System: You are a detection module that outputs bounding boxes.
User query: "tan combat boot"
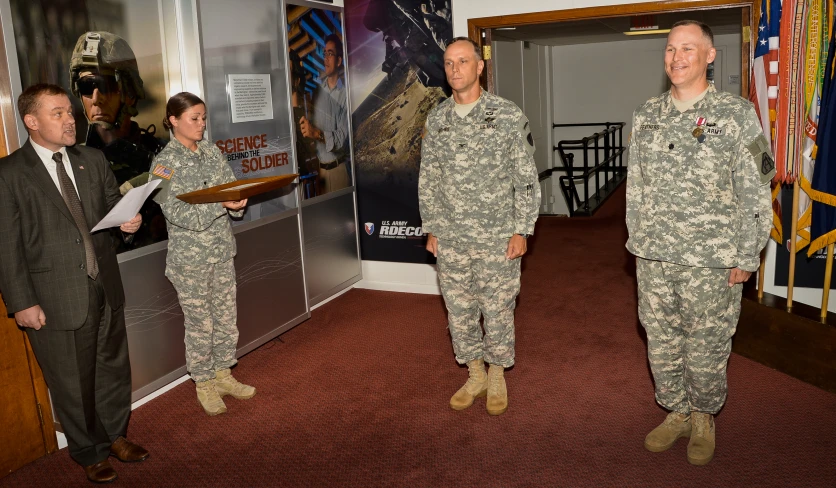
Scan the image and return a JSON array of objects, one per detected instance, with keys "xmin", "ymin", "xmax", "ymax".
[
  {"xmin": 486, "ymin": 364, "xmax": 508, "ymax": 416},
  {"xmin": 196, "ymin": 380, "xmax": 227, "ymax": 416},
  {"xmin": 214, "ymin": 368, "xmax": 256, "ymax": 399},
  {"xmin": 687, "ymin": 412, "xmax": 716, "ymax": 465},
  {"xmin": 644, "ymin": 411, "xmax": 691, "ymax": 452},
  {"xmin": 449, "ymin": 359, "xmax": 488, "ymax": 410}
]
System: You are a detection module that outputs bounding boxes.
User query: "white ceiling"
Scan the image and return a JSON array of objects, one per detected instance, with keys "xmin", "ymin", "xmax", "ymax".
[{"xmin": 492, "ymin": 8, "xmax": 743, "ymax": 46}]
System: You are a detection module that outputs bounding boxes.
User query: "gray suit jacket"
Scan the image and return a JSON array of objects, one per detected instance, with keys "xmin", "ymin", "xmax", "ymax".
[{"xmin": 0, "ymin": 140, "xmax": 125, "ymax": 330}]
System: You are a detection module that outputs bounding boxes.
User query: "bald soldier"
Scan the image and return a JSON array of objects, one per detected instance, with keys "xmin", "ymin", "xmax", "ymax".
[
  {"xmin": 626, "ymin": 21, "xmax": 773, "ymax": 465},
  {"xmin": 419, "ymin": 37, "xmax": 540, "ymax": 416}
]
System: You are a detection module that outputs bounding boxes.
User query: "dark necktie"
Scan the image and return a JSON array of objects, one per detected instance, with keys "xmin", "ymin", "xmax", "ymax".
[{"xmin": 53, "ymin": 152, "xmax": 99, "ymax": 279}]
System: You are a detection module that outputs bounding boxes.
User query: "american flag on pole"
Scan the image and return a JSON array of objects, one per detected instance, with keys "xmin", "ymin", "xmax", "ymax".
[
  {"xmin": 749, "ymin": 0, "xmax": 783, "ymax": 242},
  {"xmin": 750, "ymin": 0, "xmax": 781, "ymax": 153}
]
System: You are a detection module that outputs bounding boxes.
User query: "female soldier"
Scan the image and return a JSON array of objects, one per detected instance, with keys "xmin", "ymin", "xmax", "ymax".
[{"xmin": 151, "ymin": 92, "xmax": 255, "ymax": 415}]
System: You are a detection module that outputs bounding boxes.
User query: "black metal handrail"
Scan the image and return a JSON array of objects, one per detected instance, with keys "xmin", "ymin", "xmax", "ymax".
[{"xmin": 540, "ymin": 122, "xmax": 627, "ymax": 217}]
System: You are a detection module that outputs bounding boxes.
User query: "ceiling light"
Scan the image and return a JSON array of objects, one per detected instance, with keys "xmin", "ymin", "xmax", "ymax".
[
  {"xmin": 495, "ymin": 27, "xmax": 517, "ymax": 31},
  {"xmin": 623, "ymin": 28, "xmax": 671, "ymax": 36}
]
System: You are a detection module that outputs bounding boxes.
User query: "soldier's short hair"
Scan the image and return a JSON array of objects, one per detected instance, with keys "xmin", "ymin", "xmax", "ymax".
[
  {"xmin": 671, "ymin": 20, "xmax": 715, "ymax": 47},
  {"xmin": 446, "ymin": 36, "xmax": 482, "ymax": 61},
  {"xmin": 18, "ymin": 84, "xmax": 69, "ymax": 123},
  {"xmin": 163, "ymin": 92, "xmax": 205, "ymax": 132}
]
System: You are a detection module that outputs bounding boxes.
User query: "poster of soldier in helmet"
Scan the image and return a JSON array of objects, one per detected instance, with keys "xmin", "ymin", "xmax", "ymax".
[
  {"xmin": 286, "ymin": 3, "xmax": 352, "ymax": 200},
  {"xmin": 344, "ymin": 0, "xmax": 452, "ymax": 263},
  {"xmin": 8, "ymin": 0, "xmax": 169, "ymax": 252}
]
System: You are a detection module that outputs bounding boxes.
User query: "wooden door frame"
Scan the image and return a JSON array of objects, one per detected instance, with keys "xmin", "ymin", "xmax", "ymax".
[
  {"xmin": 0, "ymin": 18, "xmax": 59, "ymax": 479},
  {"xmin": 467, "ymin": 0, "xmax": 757, "ymax": 95},
  {"xmin": 0, "ymin": 17, "xmax": 18, "ymax": 155}
]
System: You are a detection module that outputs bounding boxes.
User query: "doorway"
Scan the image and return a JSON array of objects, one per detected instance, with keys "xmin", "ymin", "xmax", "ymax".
[{"xmin": 468, "ymin": 1, "xmax": 755, "ymax": 216}]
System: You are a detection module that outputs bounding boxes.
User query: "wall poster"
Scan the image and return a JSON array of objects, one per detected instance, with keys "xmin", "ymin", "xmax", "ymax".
[
  {"xmin": 344, "ymin": 0, "xmax": 452, "ymax": 263},
  {"xmin": 8, "ymin": 0, "xmax": 170, "ymax": 252},
  {"xmin": 286, "ymin": 2, "xmax": 352, "ymax": 201}
]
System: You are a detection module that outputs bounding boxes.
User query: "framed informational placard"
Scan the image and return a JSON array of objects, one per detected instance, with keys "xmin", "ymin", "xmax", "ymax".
[{"xmin": 228, "ymin": 74, "xmax": 274, "ymax": 123}]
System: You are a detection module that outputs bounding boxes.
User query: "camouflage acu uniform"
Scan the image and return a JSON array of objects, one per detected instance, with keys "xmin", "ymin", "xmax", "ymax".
[
  {"xmin": 419, "ymin": 90, "xmax": 540, "ymax": 367},
  {"xmin": 151, "ymin": 137, "xmax": 244, "ymax": 383},
  {"xmin": 626, "ymin": 85, "xmax": 774, "ymax": 414}
]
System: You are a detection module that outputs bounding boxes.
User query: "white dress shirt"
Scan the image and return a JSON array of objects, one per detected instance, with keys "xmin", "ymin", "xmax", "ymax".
[{"xmin": 30, "ymin": 139, "xmax": 80, "ymax": 198}]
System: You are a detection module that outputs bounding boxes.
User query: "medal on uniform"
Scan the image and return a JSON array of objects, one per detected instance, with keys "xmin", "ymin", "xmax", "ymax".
[{"xmin": 693, "ymin": 115, "xmax": 707, "ymax": 142}]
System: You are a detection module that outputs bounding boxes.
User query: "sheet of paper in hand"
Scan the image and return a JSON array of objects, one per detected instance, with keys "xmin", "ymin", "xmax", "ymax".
[{"xmin": 91, "ymin": 179, "xmax": 163, "ymax": 232}]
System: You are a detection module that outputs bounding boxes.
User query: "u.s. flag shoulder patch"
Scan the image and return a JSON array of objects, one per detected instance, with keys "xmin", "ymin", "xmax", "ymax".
[{"xmin": 152, "ymin": 164, "xmax": 174, "ymax": 180}]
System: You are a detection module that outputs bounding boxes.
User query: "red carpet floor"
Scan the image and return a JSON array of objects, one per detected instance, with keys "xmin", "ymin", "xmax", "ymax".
[{"xmin": 3, "ymin": 185, "xmax": 836, "ymax": 487}]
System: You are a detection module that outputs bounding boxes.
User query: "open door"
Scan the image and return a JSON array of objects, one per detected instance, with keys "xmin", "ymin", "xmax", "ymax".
[{"xmin": 468, "ymin": 0, "xmax": 757, "ymax": 100}]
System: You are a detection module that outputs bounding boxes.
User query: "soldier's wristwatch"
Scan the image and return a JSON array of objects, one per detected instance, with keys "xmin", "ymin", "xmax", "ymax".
[{"xmin": 519, "ymin": 233, "xmax": 530, "ymax": 239}]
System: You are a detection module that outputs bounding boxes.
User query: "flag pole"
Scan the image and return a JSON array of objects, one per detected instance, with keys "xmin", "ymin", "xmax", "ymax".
[
  {"xmin": 787, "ymin": 181, "xmax": 801, "ymax": 310},
  {"xmin": 758, "ymin": 252, "xmax": 766, "ymax": 299},
  {"xmin": 821, "ymin": 243, "xmax": 834, "ymax": 320}
]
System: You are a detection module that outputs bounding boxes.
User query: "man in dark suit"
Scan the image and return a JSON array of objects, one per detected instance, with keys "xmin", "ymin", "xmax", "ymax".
[{"xmin": 0, "ymin": 84, "xmax": 148, "ymax": 483}]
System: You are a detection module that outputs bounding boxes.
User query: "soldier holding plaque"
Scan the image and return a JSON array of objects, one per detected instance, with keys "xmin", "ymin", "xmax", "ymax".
[{"xmin": 150, "ymin": 92, "xmax": 255, "ymax": 416}]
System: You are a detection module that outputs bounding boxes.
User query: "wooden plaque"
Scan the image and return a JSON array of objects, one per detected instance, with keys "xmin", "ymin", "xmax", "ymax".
[{"xmin": 177, "ymin": 174, "xmax": 298, "ymax": 204}]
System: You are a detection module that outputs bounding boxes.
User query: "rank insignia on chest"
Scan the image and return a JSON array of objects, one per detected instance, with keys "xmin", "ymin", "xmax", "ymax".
[
  {"xmin": 438, "ymin": 127, "xmax": 450, "ymax": 133},
  {"xmin": 152, "ymin": 164, "xmax": 174, "ymax": 179}
]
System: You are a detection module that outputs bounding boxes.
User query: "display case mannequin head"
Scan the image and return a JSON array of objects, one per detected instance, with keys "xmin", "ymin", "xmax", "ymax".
[{"xmin": 69, "ymin": 32, "xmax": 145, "ymax": 143}]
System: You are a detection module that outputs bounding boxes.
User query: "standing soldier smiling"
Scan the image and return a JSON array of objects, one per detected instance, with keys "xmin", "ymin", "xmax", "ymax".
[{"xmin": 626, "ymin": 21, "xmax": 773, "ymax": 465}]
